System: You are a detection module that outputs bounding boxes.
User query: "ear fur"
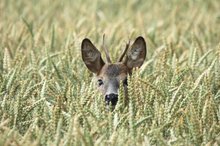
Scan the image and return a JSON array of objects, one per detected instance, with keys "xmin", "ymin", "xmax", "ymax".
[
  {"xmin": 123, "ymin": 36, "xmax": 147, "ymax": 70},
  {"xmin": 81, "ymin": 38, "xmax": 105, "ymax": 74}
]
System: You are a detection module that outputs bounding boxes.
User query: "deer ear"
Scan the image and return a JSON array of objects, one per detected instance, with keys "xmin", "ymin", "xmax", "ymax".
[
  {"xmin": 124, "ymin": 36, "xmax": 147, "ymax": 70},
  {"xmin": 81, "ymin": 38, "xmax": 105, "ymax": 74}
]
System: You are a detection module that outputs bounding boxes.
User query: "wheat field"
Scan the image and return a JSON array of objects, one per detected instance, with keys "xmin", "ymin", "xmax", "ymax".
[{"xmin": 0, "ymin": 0, "xmax": 220, "ymax": 145}]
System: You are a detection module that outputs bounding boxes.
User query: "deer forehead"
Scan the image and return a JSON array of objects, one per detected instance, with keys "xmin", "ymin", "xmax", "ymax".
[{"xmin": 98, "ymin": 63, "xmax": 128, "ymax": 79}]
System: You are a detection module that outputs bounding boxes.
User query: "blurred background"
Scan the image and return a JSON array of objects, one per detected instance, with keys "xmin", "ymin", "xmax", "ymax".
[
  {"xmin": 1, "ymin": 0, "xmax": 220, "ymax": 57},
  {"xmin": 0, "ymin": 1, "xmax": 220, "ymax": 145}
]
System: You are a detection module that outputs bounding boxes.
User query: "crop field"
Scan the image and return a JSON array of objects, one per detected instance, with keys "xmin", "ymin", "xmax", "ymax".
[{"xmin": 0, "ymin": 0, "xmax": 220, "ymax": 145}]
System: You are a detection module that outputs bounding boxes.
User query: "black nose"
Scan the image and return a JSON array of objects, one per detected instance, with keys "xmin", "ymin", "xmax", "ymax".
[{"xmin": 105, "ymin": 93, "xmax": 118, "ymax": 106}]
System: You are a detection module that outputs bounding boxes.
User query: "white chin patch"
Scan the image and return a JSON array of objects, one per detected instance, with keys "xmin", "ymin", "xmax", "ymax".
[{"xmin": 106, "ymin": 104, "xmax": 110, "ymax": 111}]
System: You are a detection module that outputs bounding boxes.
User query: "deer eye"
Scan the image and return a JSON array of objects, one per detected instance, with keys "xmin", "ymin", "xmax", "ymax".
[
  {"xmin": 123, "ymin": 78, "xmax": 128, "ymax": 86},
  {"xmin": 98, "ymin": 79, "xmax": 104, "ymax": 86}
]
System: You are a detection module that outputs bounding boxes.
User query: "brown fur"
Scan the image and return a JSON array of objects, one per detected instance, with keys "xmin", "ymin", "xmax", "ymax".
[
  {"xmin": 98, "ymin": 63, "xmax": 128, "ymax": 77},
  {"xmin": 81, "ymin": 36, "xmax": 147, "ymax": 109}
]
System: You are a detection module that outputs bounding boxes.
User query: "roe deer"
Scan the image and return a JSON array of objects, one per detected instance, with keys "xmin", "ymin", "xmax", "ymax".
[{"xmin": 81, "ymin": 36, "xmax": 147, "ymax": 110}]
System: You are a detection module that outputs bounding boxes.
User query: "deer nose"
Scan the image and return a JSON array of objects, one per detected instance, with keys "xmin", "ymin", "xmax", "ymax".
[{"xmin": 105, "ymin": 93, "xmax": 118, "ymax": 106}]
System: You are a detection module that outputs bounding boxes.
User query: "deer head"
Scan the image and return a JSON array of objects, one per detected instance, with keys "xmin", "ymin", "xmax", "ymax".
[{"xmin": 81, "ymin": 36, "xmax": 147, "ymax": 110}]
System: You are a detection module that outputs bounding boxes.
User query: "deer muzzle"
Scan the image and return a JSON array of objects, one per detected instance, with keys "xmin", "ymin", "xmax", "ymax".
[{"xmin": 105, "ymin": 93, "xmax": 118, "ymax": 110}]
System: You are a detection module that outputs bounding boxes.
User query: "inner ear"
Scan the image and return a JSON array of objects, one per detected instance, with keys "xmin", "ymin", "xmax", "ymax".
[
  {"xmin": 81, "ymin": 38, "xmax": 105, "ymax": 74},
  {"xmin": 124, "ymin": 36, "xmax": 147, "ymax": 69}
]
